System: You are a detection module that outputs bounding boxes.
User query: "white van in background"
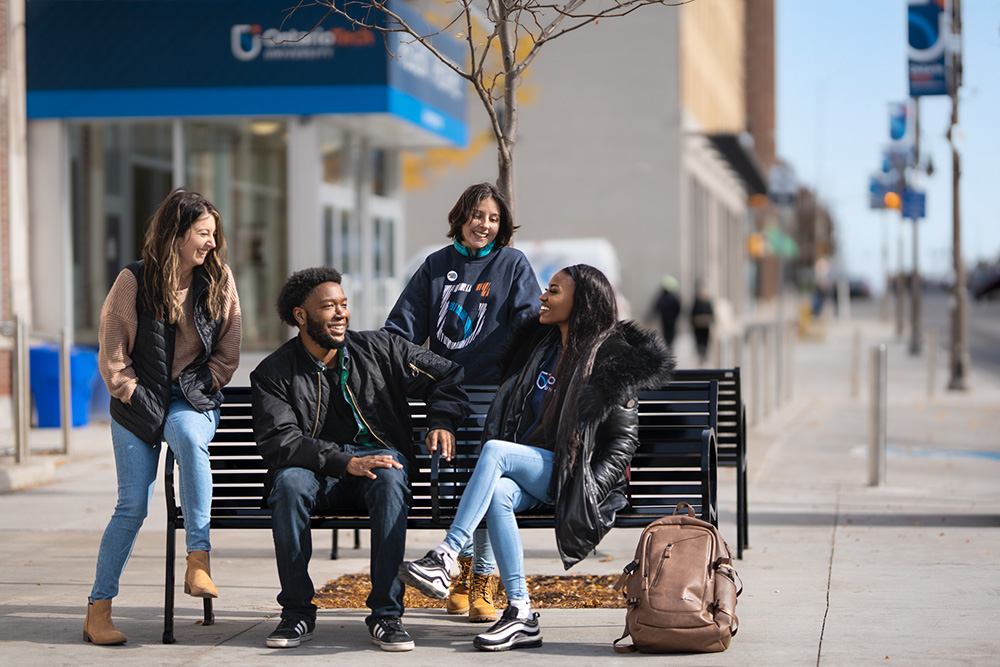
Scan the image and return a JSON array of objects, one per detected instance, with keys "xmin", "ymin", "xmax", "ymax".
[{"xmin": 403, "ymin": 238, "xmax": 630, "ymax": 318}]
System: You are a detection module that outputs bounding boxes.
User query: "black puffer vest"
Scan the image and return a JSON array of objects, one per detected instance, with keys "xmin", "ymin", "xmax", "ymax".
[{"xmin": 109, "ymin": 261, "xmax": 223, "ymax": 445}]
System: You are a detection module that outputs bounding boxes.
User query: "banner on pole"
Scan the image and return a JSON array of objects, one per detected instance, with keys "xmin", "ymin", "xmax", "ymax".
[{"xmin": 908, "ymin": 0, "xmax": 949, "ymax": 97}]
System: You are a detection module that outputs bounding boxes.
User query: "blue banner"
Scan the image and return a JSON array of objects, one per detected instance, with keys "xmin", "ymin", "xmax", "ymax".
[
  {"xmin": 889, "ymin": 102, "xmax": 908, "ymax": 141},
  {"xmin": 26, "ymin": 0, "xmax": 466, "ymax": 144},
  {"xmin": 908, "ymin": 0, "xmax": 949, "ymax": 97},
  {"xmin": 903, "ymin": 188, "xmax": 926, "ymax": 220}
]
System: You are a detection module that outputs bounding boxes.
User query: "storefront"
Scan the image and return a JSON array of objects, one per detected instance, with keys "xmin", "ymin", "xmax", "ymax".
[{"xmin": 26, "ymin": 0, "xmax": 466, "ymax": 346}]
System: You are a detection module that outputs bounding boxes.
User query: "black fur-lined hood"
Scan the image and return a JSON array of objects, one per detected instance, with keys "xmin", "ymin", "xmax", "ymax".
[{"xmin": 578, "ymin": 320, "xmax": 674, "ymax": 423}]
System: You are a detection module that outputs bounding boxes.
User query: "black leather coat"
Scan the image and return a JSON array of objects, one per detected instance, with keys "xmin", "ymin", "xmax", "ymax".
[{"xmin": 483, "ymin": 318, "xmax": 674, "ymax": 568}]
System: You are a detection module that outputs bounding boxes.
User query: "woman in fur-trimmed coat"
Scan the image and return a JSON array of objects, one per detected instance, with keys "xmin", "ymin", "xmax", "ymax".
[{"xmin": 398, "ymin": 264, "xmax": 673, "ymax": 652}]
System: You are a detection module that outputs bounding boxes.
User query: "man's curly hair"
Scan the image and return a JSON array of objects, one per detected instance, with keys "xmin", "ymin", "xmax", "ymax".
[{"xmin": 276, "ymin": 267, "xmax": 343, "ymax": 327}]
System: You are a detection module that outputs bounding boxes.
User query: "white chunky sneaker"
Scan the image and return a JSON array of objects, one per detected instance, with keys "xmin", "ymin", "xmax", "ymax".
[{"xmin": 473, "ymin": 605, "xmax": 542, "ymax": 651}]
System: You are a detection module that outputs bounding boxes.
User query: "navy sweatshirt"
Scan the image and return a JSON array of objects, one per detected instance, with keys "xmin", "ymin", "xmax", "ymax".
[{"xmin": 383, "ymin": 244, "xmax": 540, "ymax": 385}]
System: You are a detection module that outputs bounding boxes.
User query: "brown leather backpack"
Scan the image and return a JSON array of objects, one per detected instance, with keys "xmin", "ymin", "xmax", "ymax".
[{"xmin": 613, "ymin": 503, "xmax": 742, "ymax": 653}]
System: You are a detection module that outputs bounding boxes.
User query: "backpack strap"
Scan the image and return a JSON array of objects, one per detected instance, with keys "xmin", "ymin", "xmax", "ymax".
[
  {"xmin": 613, "ymin": 626, "xmax": 637, "ymax": 654},
  {"xmin": 673, "ymin": 501, "xmax": 697, "ymax": 517},
  {"xmin": 613, "ymin": 560, "xmax": 638, "ymax": 593}
]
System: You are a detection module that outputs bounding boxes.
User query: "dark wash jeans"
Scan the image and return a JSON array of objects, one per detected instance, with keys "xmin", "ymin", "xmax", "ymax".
[{"xmin": 267, "ymin": 446, "xmax": 410, "ymax": 624}]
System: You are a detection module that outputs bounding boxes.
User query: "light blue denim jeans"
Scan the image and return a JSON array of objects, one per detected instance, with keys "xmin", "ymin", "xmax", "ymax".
[
  {"xmin": 90, "ymin": 386, "xmax": 219, "ymax": 601},
  {"xmin": 442, "ymin": 439, "xmax": 554, "ymax": 602},
  {"xmin": 458, "ymin": 529, "xmax": 496, "ymax": 575}
]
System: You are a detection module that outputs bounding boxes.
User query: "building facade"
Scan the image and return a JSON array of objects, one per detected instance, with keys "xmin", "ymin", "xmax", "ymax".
[
  {"xmin": 402, "ymin": 0, "xmax": 769, "ymax": 334},
  {"xmin": 25, "ymin": 0, "xmax": 467, "ymax": 356}
]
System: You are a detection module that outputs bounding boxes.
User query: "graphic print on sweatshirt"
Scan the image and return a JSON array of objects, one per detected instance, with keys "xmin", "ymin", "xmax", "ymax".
[{"xmin": 436, "ymin": 281, "xmax": 492, "ymax": 350}]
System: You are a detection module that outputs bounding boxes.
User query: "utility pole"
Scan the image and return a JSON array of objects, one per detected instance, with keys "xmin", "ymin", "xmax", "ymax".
[
  {"xmin": 948, "ymin": 0, "xmax": 970, "ymax": 390},
  {"xmin": 908, "ymin": 98, "xmax": 922, "ymax": 356}
]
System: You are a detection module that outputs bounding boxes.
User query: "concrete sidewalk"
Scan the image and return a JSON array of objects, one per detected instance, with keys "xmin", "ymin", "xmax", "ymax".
[{"xmin": 1, "ymin": 310, "xmax": 998, "ymax": 665}]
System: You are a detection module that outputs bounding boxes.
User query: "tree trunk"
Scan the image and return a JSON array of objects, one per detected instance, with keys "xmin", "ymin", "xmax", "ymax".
[{"xmin": 495, "ymin": 0, "xmax": 518, "ymax": 213}]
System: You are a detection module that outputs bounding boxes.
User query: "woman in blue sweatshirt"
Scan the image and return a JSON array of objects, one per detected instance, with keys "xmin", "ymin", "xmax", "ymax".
[{"xmin": 383, "ymin": 182, "xmax": 539, "ymax": 621}]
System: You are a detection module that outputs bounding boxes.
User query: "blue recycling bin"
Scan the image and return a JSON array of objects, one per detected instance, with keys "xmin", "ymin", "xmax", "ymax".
[{"xmin": 29, "ymin": 344, "xmax": 99, "ymax": 428}]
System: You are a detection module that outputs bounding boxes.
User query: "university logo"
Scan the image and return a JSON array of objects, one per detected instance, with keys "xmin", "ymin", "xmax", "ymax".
[
  {"xmin": 231, "ymin": 24, "xmax": 339, "ymax": 62},
  {"xmin": 535, "ymin": 371, "xmax": 556, "ymax": 391}
]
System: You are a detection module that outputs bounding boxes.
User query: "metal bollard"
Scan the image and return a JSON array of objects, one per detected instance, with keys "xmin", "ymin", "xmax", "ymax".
[
  {"xmin": 14, "ymin": 314, "xmax": 31, "ymax": 464},
  {"xmin": 60, "ymin": 327, "xmax": 72, "ymax": 455},
  {"xmin": 869, "ymin": 344, "xmax": 887, "ymax": 487},
  {"xmin": 850, "ymin": 328, "xmax": 861, "ymax": 398},
  {"xmin": 926, "ymin": 331, "xmax": 936, "ymax": 398}
]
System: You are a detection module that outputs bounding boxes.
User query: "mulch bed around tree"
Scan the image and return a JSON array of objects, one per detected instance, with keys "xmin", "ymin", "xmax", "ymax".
[{"xmin": 315, "ymin": 573, "xmax": 626, "ymax": 609}]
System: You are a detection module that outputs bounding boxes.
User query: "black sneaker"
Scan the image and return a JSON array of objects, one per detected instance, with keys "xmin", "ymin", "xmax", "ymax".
[
  {"xmin": 367, "ymin": 616, "xmax": 415, "ymax": 652},
  {"xmin": 473, "ymin": 605, "xmax": 542, "ymax": 652},
  {"xmin": 266, "ymin": 618, "xmax": 315, "ymax": 648},
  {"xmin": 397, "ymin": 550, "xmax": 452, "ymax": 600}
]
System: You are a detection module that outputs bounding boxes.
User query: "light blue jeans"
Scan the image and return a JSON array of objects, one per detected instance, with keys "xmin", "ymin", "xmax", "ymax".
[
  {"xmin": 442, "ymin": 439, "xmax": 554, "ymax": 602},
  {"xmin": 90, "ymin": 386, "xmax": 219, "ymax": 601},
  {"xmin": 458, "ymin": 529, "xmax": 496, "ymax": 576}
]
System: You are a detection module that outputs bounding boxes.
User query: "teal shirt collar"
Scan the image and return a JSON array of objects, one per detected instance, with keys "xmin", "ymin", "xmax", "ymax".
[
  {"xmin": 453, "ymin": 239, "xmax": 497, "ymax": 258},
  {"xmin": 301, "ymin": 338, "xmax": 348, "ymax": 371}
]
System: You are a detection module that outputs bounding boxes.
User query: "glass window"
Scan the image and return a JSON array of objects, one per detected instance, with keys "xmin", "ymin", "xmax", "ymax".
[
  {"xmin": 69, "ymin": 121, "xmax": 174, "ymax": 342},
  {"xmin": 320, "ymin": 123, "xmax": 346, "ymax": 185},
  {"xmin": 186, "ymin": 120, "xmax": 288, "ymax": 350}
]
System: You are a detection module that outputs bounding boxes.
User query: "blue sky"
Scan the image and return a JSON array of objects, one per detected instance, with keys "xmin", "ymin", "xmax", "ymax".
[{"xmin": 776, "ymin": 0, "xmax": 1000, "ymax": 291}]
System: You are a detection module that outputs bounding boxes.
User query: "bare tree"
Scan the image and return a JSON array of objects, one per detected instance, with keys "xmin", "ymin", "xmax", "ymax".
[{"xmin": 283, "ymin": 0, "xmax": 689, "ymax": 209}]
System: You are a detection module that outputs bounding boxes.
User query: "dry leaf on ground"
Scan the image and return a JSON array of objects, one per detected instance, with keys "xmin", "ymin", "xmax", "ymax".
[{"xmin": 315, "ymin": 573, "xmax": 625, "ymax": 609}]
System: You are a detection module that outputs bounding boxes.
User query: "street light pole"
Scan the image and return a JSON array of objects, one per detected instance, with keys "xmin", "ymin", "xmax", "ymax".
[
  {"xmin": 947, "ymin": 0, "xmax": 970, "ymax": 390},
  {"xmin": 908, "ymin": 98, "xmax": 922, "ymax": 356}
]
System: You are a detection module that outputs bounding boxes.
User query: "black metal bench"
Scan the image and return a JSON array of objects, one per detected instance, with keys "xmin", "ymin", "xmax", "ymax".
[
  {"xmin": 672, "ymin": 368, "xmax": 748, "ymax": 558},
  {"xmin": 161, "ymin": 381, "xmax": 719, "ymax": 644}
]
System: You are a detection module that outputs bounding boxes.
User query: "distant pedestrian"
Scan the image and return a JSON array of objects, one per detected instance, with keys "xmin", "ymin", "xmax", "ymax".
[
  {"xmin": 650, "ymin": 275, "xmax": 681, "ymax": 346},
  {"xmin": 691, "ymin": 285, "xmax": 714, "ymax": 365},
  {"xmin": 86, "ymin": 189, "xmax": 242, "ymax": 645}
]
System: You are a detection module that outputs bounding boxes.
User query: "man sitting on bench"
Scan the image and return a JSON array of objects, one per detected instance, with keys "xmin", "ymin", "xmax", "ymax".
[{"xmin": 251, "ymin": 267, "xmax": 467, "ymax": 651}]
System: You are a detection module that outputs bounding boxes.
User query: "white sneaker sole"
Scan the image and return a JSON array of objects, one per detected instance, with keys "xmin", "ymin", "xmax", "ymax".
[
  {"xmin": 371, "ymin": 636, "xmax": 415, "ymax": 652},
  {"xmin": 266, "ymin": 632, "xmax": 313, "ymax": 648},
  {"xmin": 474, "ymin": 633, "xmax": 543, "ymax": 651}
]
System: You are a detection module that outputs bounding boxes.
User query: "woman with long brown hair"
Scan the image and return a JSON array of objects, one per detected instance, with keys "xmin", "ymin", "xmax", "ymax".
[{"xmin": 84, "ymin": 189, "xmax": 241, "ymax": 645}]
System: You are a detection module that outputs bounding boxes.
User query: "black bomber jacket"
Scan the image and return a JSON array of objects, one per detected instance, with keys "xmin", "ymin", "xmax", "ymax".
[{"xmin": 250, "ymin": 330, "xmax": 467, "ymax": 498}]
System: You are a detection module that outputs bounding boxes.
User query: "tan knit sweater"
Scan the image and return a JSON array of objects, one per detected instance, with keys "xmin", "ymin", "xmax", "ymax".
[{"xmin": 98, "ymin": 265, "xmax": 242, "ymax": 404}]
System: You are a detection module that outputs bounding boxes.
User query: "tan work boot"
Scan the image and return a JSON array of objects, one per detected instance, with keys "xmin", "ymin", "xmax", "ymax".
[
  {"xmin": 468, "ymin": 572, "xmax": 500, "ymax": 623},
  {"xmin": 446, "ymin": 556, "xmax": 472, "ymax": 614},
  {"xmin": 83, "ymin": 599, "xmax": 127, "ymax": 645},
  {"xmin": 184, "ymin": 550, "xmax": 218, "ymax": 598}
]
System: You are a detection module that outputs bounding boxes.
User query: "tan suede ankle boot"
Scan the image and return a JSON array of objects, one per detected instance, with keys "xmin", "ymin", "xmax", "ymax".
[
  {"xmin": 83, "ymin": 599, "xmax": 127, "ymax": 645},
  {"xmin": 446, "ymin": 556, "xmax": 473, "ymax": 614},
  {"xmin": 184, "ymin": 550, "xmax": 218, "ymax": 598}
]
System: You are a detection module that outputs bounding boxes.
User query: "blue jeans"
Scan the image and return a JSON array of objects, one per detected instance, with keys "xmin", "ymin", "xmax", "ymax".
[
  {"xmin": 442, "ymin": 440, "xmax": 554, "ymax": 602},
  {"xmin": 91, "ymin": 387, "xmax": 219, "ymax": 600},
  {"xmin": 458, "ymin": 529, "xmax": 496, "ymax": 575},
  {"xmin": 268, "ymin": 446, "xmax": 410, "ymax": 624}
]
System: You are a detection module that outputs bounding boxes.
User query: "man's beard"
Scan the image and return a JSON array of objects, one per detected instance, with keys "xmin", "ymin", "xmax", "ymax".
[{"xmin": 305, "ymin": 313, "xmax": 346, "ymax": 351}]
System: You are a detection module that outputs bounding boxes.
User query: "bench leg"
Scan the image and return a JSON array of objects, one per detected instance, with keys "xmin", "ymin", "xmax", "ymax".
[
  {"xmin": 330, "ymin": 529, "xmax": 339, "ymax": 560},
  {"xmin": 203, "ymin": 598, "xmax": 215, "ymax": 626},
  {"xmin": 354, "ymin": 528, "xmax": 361, "ymax": 550},
  {"xmin": 736, "ymin": 465, "xmax": 745, "ymax": 560},
  {"xmin": 741, "ymin": 465, "xmax": 750, "ymax": 552},
  {"xmin": 163, "ymin": 525, "xmax": 176, "ymax": 644}
]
